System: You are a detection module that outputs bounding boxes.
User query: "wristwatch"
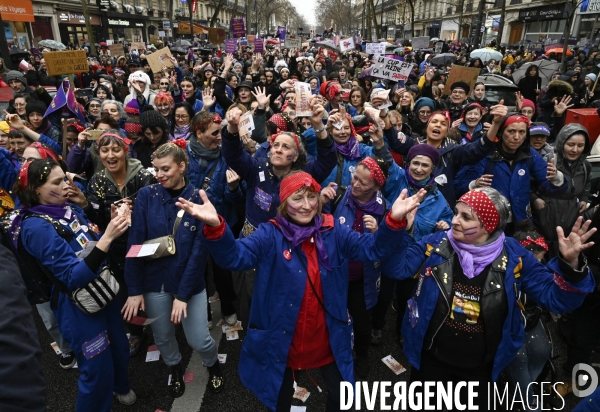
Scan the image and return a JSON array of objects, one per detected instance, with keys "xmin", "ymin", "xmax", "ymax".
[{"xmin": 314, "ymin": 127, "xmax": 326, "ymax": 133}]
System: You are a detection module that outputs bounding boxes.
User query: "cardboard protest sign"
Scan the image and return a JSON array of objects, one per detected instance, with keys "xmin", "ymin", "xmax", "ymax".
[
  {"xmin": 130, "ymin": 42, "xmax": 145, "ymax": 50},
  {"xmin": 443, "ymin": 64, "xmax": 480, "ymax": 95},
  {"xmin": 43, "ymin": 50, "xmax": 88, "ymax": 76},
  {"xmin": 149, "ymin": 35, "xmax": 159, "ymax": 45},
  {"xmin": 371, "ymin": 56, "xmax": 414, "ymax": 82},
  {"xmin": 366, "ymin": 43, "xmax": 386, "ymax": 55},
  {"xmin": 295, "ymin": 82, "xmax": 312, "ymax": 117},
  {"xmin": 146, "ymin": 48, "xmax": 174, "ymax": 74},
  {"xmin": 339, "ymin": 37, "xmax": 355, "ymax": 52},
  {"xmin": 108, "ymin": 44, "xmax": 124, "ymax": 57},
  {"xmin": 208, "ymin": 28, "xmax": 226, "ymax": 45},
  {"xmin": 412, "ymin": 36, "xmax": 430, "ymax": 50},
  {"xmin": 284, "ymin": 37, "xmax": 301, "ymax": 49},
  {"xmin": 247, "ymin": 34, "xmax": 256, "ymax": 44}
]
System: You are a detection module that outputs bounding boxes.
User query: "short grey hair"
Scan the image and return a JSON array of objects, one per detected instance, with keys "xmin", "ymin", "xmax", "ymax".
[
  {"xmin": 101, "ymin": 100, "xmax": 128, "ymax": 121},
  {"xmin": 476, "ymin": 187, "xmax": 510, "ymax": 233}
]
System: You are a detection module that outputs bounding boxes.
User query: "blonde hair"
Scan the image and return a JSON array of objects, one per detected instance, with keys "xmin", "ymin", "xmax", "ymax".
[{"xmin": 396, "ymin": 90, "xmax": 414, "ymax": 111}]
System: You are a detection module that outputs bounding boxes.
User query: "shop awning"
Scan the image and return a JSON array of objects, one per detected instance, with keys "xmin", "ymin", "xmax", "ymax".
[
  {"xmin": 176, "ymin": 22, "xmax": 209, "ymax": 35},
  {"xmin": 1, "ymin": 0, "xmax": 35, "ymax": 22}
]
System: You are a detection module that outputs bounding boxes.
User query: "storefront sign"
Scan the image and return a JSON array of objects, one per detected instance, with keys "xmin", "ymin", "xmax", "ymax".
[
  {"xmin": 135, "ymin": 22, "xmax": 144, "ymax": 27},
  {"xmin": 581, "ymin": 0, "xmax": 600, "ymax": 13},
  {"xmin": 0, "ymin": 0, "xmax": 34, "ymax": 22},
  {"xmin": 518, "ymin": 4, "xmax": 568, "ymax": 21},
  {"xmin": 97, "ymin": 0, "xmax": 109, "ymax": 10},
  {"xmin": 108, "ymin": 19, "xmax": 131, "ymax": 26},
  {"xmin": 43, "ymin": 50, "xmax": 88, "ymax": 76},
  {"xmin": 57, "ymin": 11, "xmax": 101, "ymax": 25}
]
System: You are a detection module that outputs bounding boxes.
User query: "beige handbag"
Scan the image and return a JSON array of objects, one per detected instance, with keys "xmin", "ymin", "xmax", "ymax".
[{"xmin": 143, "ymin": 209, "xmax": 185, "ymax": 260}]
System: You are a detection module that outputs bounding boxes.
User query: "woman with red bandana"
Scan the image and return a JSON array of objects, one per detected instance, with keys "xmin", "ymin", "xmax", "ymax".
[
  {"xmin": 384, "ymin": 187, "xmax": 595, "ymax": 410},
  {"xmin": 176, "ymin": 171, "xmax": 425, "ymax": 412},
  {"xmin": 320, "ymin": 80, "xmax": 358, "ymax": 116},
  {"xmin": 458, "ymin": 113, "xmax": 569, "ymax": 233},
  {"xmin": 450, "ymin": 102, "xmax": 490, "ymax": 145}
]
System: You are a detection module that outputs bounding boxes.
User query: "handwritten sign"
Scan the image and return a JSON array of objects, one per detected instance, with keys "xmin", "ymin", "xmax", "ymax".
[
  {"xmin": 225, "ymin": 39, "xmax": 237, "ymax": 53},
  {"xmin": 371, "ymin": 56, "xmax": 414, "ymax": 82},
  {"xmin": 254, "ymin": 38, "xmax": 264, "ymax": 53},
  {"xmin": 146, "ymin": 48, "xmax": 173, "ymax": 73},
  {"xmin": 412, "ymin": 36, "xmax": 430, "ymax": 50},
  {"xmin": 239, "ymin": 111, "xmax": 255, "ymax": 140},
  {"xmin": 435, "ymin": 42, "xmax": 443, "ymax": 53},
  {"xmin": 130, "ymin": 42, "xmax": 145, "ymax": 50},
  {"xmin": 295, "ymin": 82, "xmax": 312, "ymax": 117},
  {"xmin": 149, "ymin": 35, "xmax": 159, "ymax": 45},
  {"xmin": 366, "ymin": 42, "xmax": 386, "ymax": 55},
  {"xmin": 339, "ymin": 37, "xmax": 355, "ymax": 52},
  {"xmin": 247, "ymin": 34, "xmax": 256, "ymax": 44},
  {"xmin": 43, "ymin": 50, "xmax": 88, "ymax": 76},
  {"xmin": 284, "ymin": 37, "xmax": 302, "ymax": 49},
  {"xmin": 230, "ymin": 18, "xmax": 246, "ymax": 38},
  {"xmin": 208, "ymin": 28, "xmax": 226, "ymax": 45},
  {"xmin": 443, "ymin": 64, "xmax": 480, "ymax": 95},
  {"xmin": 108, "ymin": 44, "xmax": 124, "ymax": 57}
]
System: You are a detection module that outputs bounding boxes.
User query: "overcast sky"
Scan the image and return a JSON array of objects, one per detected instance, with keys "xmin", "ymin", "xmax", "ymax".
[{"xmin": 287, "ymin": 0, "xmax": 316, "ymax": 27}]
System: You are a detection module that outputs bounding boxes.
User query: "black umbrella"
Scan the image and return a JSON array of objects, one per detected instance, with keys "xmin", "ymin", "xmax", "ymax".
[
  {"xmin": 169, "ymin": 47, "xmax": 187, "ymax": 55},
  {"xmin": 430, "ymin": 53, "xmax": 457, "ymax": 66},
  {"xmin": 9, "ymin": 48, "xmax": 30, "ymax": 59}
]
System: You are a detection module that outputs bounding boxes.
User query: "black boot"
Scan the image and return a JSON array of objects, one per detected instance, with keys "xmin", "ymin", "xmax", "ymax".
[
  {"xmin": 169, "ymin": 363, "xmax": 185, "ymax": 398},
  {"xmin": 207, "ymin": 361, "xmax": 224, "ymax": 393}
]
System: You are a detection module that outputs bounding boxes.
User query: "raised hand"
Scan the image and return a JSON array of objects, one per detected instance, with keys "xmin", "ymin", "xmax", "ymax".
[
  {"xmin": 3, "ymin": 111, "xmax": 24, "ymax": 130},
  {"xmin": 320, "ymin": 182, "xmax": 337, "ymax": 204},
  {"xmin": 202, "ymin": 88, "xmax": 216, "ymax": 108},
  {"xmin": 251, "ymin": 86, "xmax": 271, "ymax": 109},
  {"xmin": 176, "ymin": 191, "xmax": 220, "ymax": 227},
  {"xmin": 391, "ymin": 188, "xmax": 427, "ymax": 221},
  {"xmin": 554, "ymin": 95, "xmax": 574, "ymax": 117},
  {"xmin": 489, "ymin": 99, "xmax": 507, "ymax": 123},
  {"xmin": 475, "ymin": 174, "xmax": 494, "ymax": 188},
  {"xmin": 557, "ymin": 216, "xmax": 596, "ymax": 268},
  {"xmin": 547, "ymin": 158, "xmax": 557, "ymax": 180},
  {"xmin": 515, "ymin": 91, "xmax": 523, "ymax": 112}
]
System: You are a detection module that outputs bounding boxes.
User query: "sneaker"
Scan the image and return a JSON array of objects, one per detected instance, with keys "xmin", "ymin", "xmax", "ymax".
[
  {"xmin": 208, "ymin": 320, "xmax": 214, "ymax": 330},
  {"xmin": 59, "ymin": 352, "xmax": 76, "ymax": 369},
  {"xmin": 224, "ymin": 313, "xmax": 238, "ymax": 326},
  {"xmin": 114, "ymin": 390, "xmax": 137, "ymax": 405},
  {"xmin": 169, "ymin": 363, "xmax": 185, "ymax": 398},
  {"xmin": 129, "ymin": 334, "xmax": 145, "ymax": 357},
  {"xmin": 370, "ymin": 329, "xmax": 382, "ymax": 345},
  {"xmin": 207, "ymin": 361, "xmax": 224, "ymax": 393}
]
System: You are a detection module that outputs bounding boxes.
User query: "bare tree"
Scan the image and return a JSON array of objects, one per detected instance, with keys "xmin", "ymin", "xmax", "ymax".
[{"xmin": 315, "ymin": 0, "xmax": 356, "ymax": 34}]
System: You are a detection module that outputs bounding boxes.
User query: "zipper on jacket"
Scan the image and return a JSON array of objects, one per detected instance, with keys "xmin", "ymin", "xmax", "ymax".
[{"xmin": 426, "ymin": 267, "xmax": 451, "ymax": 350}]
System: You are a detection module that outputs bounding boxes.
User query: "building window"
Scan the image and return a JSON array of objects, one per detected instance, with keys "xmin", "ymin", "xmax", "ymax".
[{"xmin": 465, "ymin": 2, "xmax": 473, "ymax": 12}]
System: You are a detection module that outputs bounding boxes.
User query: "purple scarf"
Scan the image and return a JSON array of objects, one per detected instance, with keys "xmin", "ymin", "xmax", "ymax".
[
  {"xmin": 274, "ymin": 213, "xmax": 331, "ymax": 270},
  {"xmin": 349, "ymin": 191, "xmax": 385, "ymax": 216},
  {"xmin": 446, "ymin": 230, "xmax": 505, "ymax": 279},
  {"xmin": 405, "ymin": 166, "xmax": 435, "ymax": 188},
  {"xmin": 335, "ymin": 136, "xmax": 362, "ymax": 160},
  {"xmin": 9, "ymin": 203, "xmax": 76, "ymax": 249},
  {"xmin": 170, "ymin": 123, "xmax": 191, "ymax": 140}
]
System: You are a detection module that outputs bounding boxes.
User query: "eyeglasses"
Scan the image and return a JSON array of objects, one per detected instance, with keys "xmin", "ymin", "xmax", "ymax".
[
  {"xmin": 175, "ymin": 114, "xmax": 190, "ymax": 120},
  {"xmin": 14, "ymin": 103, "xmax": 26, "ymax": 107}
]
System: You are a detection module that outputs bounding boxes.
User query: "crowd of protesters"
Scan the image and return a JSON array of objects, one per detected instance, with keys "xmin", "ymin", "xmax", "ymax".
[{"xmin": 1, "ymin": 35, "xmax": 600, "ymax": 412}]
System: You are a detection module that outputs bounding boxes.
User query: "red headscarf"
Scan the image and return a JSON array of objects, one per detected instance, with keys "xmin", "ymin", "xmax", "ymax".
[
  {"xmin": 359, "ymin": 157, "xmax": 386, "ymax": 187},
  {"xmin": 519, "ymin": 236, "xmax": 548, "ymax": 252},
  {"xmin": 457, "ymin": 189, "xmax": 500, "ymax": 233},
  {"xmin": 28, "ymin": 143, "xmax": 60, "ymax": 161},
  {"xmin": 280, "ymin": 172, "xmax": 321, "ymax": 203}
]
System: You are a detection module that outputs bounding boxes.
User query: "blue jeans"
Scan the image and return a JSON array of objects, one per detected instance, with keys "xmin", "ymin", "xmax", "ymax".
[
  {"xmin": 505, "ymin": 320, "xmax": 552, "ymax": 411},
  {"xmin": 144, "ymin": 287, "xmax": 218, "ymax": 367},
  {"xmin": 37, "ymin": 301, "xmax": 72, "ymax": 355}
]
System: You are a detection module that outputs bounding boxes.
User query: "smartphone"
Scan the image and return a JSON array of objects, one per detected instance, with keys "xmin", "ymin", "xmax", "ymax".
[
  {"xmin": 87, "ymin": 130, "xmax": 105, "ymax": 140},
  {"xmin": 72, "ymin": 175, "xmax": 88, "ymax": 185},
  {"xmin": 76, "ymin": 88, "xmax": 93, "ymax": 98}
]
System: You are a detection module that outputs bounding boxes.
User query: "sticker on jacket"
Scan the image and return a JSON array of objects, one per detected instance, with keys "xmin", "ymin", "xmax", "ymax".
[
  {"xmin": 447, "ymin": 284, "xmax": 483, "ymax": 333},
  {"xmin": 254, "ymin": 187, "xmax": 272, "ymax": 212},
  {"xmin": 82, "ymin": 330, "xmax": 110, "ymax": 360}
]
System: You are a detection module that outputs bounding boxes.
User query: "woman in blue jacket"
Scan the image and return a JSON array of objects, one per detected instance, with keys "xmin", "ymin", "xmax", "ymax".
[
  {"xmin": 10, "ymin": 158, "xmax": 135, "ymax": 412},
  {"xmin": 176, "ymin": 171, "xmax": 425, "ymax": 412},
  {"xmin": 122, "ymin": 142, "xmax": 223, "ymax": 397},
  {"xmin": 382, "ymin": 187, "xmax": 595, "ymax": 409}
]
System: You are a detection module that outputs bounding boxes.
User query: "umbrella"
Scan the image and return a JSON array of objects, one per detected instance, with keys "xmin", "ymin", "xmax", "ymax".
[
  {"xmin": 469, "ymin": 48, "xmax": 503, "ymax": 63},
  {"xmin": 512, "ymin": 60, "xmax": 561, "ymax": 88},
  {"xmin": 169, "ymin": 47, "xmax": 187, "ymax": 54},
  {"xmin": 9, "ymin": 48, "xmax": 29, "ymax": 59},
  {"xmin": 315, "ymin": 40, "xmax": 338, "ymax": 51},
  {"xmin": 430, "ymin": 53, "xmax": 457, "ymax": 66},
  {"xmin": 358, "ymin": 66, "xmax": 374, "ymax": 79},
  {"xmin": 38, "ymin": 39, "xmax": 67, "ymax": 50},
  {"xmin": 174, "ymin": 39, "xmax": 192, "ymax": 47},
  {"xmin": 392, "ymin": 47, "xmax": 405, "ymax": 53},
  {"xmin": 545, "ymin": 48, "xmax": 573, "ymax": 56},
  {"xmin": 430, "ymin": 37, "xmax": 440, "ymax": 43}
]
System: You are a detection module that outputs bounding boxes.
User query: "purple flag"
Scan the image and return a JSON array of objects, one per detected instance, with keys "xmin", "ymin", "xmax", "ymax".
[
  {"xmin": 276, "ymin": 26, "xmax": 286, "ymax": 41},
  {"xmin": 44, "ymin": 80, "xmax": 86, "ymax": 125}
]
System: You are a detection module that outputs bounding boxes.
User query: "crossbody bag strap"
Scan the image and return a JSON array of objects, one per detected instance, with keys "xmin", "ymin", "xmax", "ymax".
[{"xmin": 171, "ymin": 192, "xmax": 196, "ymax": 236}]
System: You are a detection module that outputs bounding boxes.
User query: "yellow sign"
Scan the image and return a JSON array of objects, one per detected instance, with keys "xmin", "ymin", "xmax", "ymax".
[
  {"xmin": 444, "ymin": 65, "xmax": 481, "ymax": 96},
  {"xmin": 146, "ymin": 48, "xmax": 174, "ymax": 74},
  {"xmin": 108, "ymin": 44, "xmax": 125, "ymax": 57},
  {"xmin": 43, "ymin": 50, "xmax": 89, "ymax": 76},
  {"xmin": 130, "ymin": 42, "xmax": 145, "ymax": 50}
]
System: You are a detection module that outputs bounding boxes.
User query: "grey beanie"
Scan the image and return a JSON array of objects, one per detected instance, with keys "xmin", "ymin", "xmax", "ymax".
[
  {"xmin": 140, "ymin": 108, "xmax": 167, "ymax": 131},
  {"xmin": 5, "ymin": 70, "xmax": 27, "ymax": 87}
]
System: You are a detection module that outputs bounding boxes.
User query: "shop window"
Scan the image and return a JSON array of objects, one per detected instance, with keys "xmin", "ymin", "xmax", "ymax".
[{"xmin": 466, "ymin": 2, "xmax": 473, "ymax": 12}]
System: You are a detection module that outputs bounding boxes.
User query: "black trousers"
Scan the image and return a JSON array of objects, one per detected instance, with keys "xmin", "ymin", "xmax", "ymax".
[
  {"xmin": 347, "ymin": 278, "xmax": 371, "ymax": 358},
  {"xmin": 206, "ymin": 254, "xmax": 237, "ymax": 320},
  {"xmin": 371, "ymin": 274, "xmax": 395, "ymax": 330},
  {"xmin": 276, "ymin": 362, "xmax": 344, "ymax": 412},
  {"xmin": 561, "ymin": 290, "xmax": 600, "ymax": 371}
]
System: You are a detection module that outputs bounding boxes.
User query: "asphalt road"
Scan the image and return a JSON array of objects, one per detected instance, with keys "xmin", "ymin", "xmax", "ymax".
[{"xmin": 38, "ymin": 295, "xmax": 597, "ymax": 412}]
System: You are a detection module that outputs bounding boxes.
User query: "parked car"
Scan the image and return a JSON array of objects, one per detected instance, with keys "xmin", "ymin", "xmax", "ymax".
[{"xmin": 478, "ymin": 74, "xmax": 519, "ymax": 111}]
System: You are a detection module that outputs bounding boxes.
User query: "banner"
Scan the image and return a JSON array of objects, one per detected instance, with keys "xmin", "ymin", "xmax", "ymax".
[
  {"xmin": 411, "ymin": 36, "xmax": 430, "ymax": 50},
  {"xmin": 44, "ymin": 79, "xmax": 86, "ymax": 125},
  {"xmin": 370, "ymin": 56, "xmax": 413, "ymax": 81},
  {"xmin": 225, "ymin": 39, "xmax": 237, "ymax": 53},
  {"xmin": 208, "ymin": 28, "xmax": 226, "ymax": 45},
  {"xmin": 339, "ymin": 37, "xmax": 355, "ymax": 52},
  {"xmin": 276, "ymin": 25, "xmax": 286, "ymax": 40},
  {"xmin": 230, "ymin": 18, "xmax": 246, "ymax": 38},
  {"xmin": 366, "ymin": 43, "xmax": 385, "ymax": 55}
]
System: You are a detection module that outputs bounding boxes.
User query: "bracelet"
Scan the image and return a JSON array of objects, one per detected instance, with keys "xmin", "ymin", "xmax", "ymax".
[
  {"xmin": 314, "ymin": 127, "xmax": 326, "ymax": 133},
  {"xmin": 380, "ymin": 111, "xmax": 389, "ymax": 119}
]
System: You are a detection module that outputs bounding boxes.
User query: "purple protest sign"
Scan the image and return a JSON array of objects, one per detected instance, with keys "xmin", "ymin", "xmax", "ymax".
[
  {"xmin": 254, "ymin": 38, "xmax": 264, "ymax": 53},
  {"xmin": 225, "ymin": 39, "xmax": 237, "ymax": 53},
  {"xmin": 230, "ymin": 18, "xmax": 246, "ymax": 38},
  {"xmin": 276, "ymin": 25, "xmax": 286, "ymax": 41}
]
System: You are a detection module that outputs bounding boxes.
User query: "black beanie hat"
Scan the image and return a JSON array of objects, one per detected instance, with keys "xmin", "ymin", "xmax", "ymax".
[
  {"xmin": 140, "ymin": 108, "xmax": 167, "ymax": 132},
  {"xmin": 26, "ymin": 100, "xmax": 47, "ymax": 118},
  {"xmin": 450, "ymin": 81, "xmax": 470, "ymax": 94}
]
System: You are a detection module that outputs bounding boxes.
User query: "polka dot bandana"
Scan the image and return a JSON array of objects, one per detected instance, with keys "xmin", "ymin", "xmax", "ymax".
[
  {"xmin": 18, "ymin": 161, "xmax": 31, "ymax": 189},
  {"xmin": 519, "ymin": 236, "xmax": 548, "ymax": 252},
  {"xmin": 359, "ymin": 157, "xmax": 386, "ymax": 187},
  {"xmin": 458, "ymin": 189, "xmax": 500, "ymax": 233}
]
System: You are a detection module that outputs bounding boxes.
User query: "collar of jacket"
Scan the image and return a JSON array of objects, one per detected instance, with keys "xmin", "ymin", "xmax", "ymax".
[
  {"xmin": 157, "ymin": 180, "xmax": 193, "ymax": 205},
  {"xmin": 489, "ymin": 144, "xmax": 531, "ymax": 163}
]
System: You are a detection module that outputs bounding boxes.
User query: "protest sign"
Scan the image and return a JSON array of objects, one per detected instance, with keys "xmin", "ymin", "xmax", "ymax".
[
  {"xmin": 149, "ymin": 35, "xmax": 159, "ymax": 45},
  {"xmin": 108, "ymin": 44, "xmax": 124, "ymax": 57},
  {"xmin": 238, "ymin": 111, "xmax": 255, "ymax": 140},
  {"xmin": 225, "ymin": 39, "xmax": 237, "ymax": 53},
  {"xmin": 43, "ymin": 50, "xmax": 88, "ymax": 76},
  {"xmin": 230, "ymin": 18, "xmax": 246, "ymax": 38},
  {"xmin": 130, "ymin": 42, "xmax": 145, "ymax": 50},
  {"xmin": 146, "ymin": 48, "xmax": 174, "ymax": 73},
  {"xmin": 284, "ymin": 37, "xmax": 302, "ymax": 49},
  {"xmin": 339, "ymin": 37, "xmax": 355, "ymax": 52},
  {"xmin": 370, "ymin": 56, "xmax": 414, "ymax": 82},
  {"xmin": 247, "ymin": 34, "xmax": 256, "ymax": 44},
  {"xmin": 435, "ymin": 42, "xmax": 443, "ymax": 53},
  {"xmin": 276, "ymin": 25, "xmax": 286, "ymax": 40},
  {"xmin": 254, "ymin": 38, "xmax": 264, "ymax": 52},
  {"xmin": 295, "ymin": 82, "xmax": 312, "ymax": 117},
  {"xmin": 208, "ymin": 28, "xmax": 226, "ymax": 45},
  {"xmin": 412, "ymin": 36, "xmax": 430, "ymax": 50},
  {"xmin": 158, "ymin": 30, "xmax": 166, "ymax": 37},
  {"xmin": 366, "ymin": 42, "xmax": 386, "ymax": 55},
  {"xmin": 443, "ymin": 65, "xmax": 480, "ymax": 95}
]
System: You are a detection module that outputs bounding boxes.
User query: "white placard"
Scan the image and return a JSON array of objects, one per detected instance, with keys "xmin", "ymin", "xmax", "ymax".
[
  {"xmin": 284, "ymin": 38, "xmax": 301, "ymax": 48},
  {"xmin": 366, "ymin": 42, "xmax": 386, "ymax": 55},
  {"xmin": 339, "ymin": 37, "xmax": 355, "ymax": 52},
  {"xmin": 239, "ymin": 111, "xmax": 255, "ymax": 140},
  {"xmin": 371, "ymin": 56, "xmax": 414, "ymax": 82},
  {"xmin": 435, "ymin": 41, "xmax": 444, "ymax": 53},
  {"xmin": 411, "ymin": 36, "xmax": 430, "ymax": 50}
]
